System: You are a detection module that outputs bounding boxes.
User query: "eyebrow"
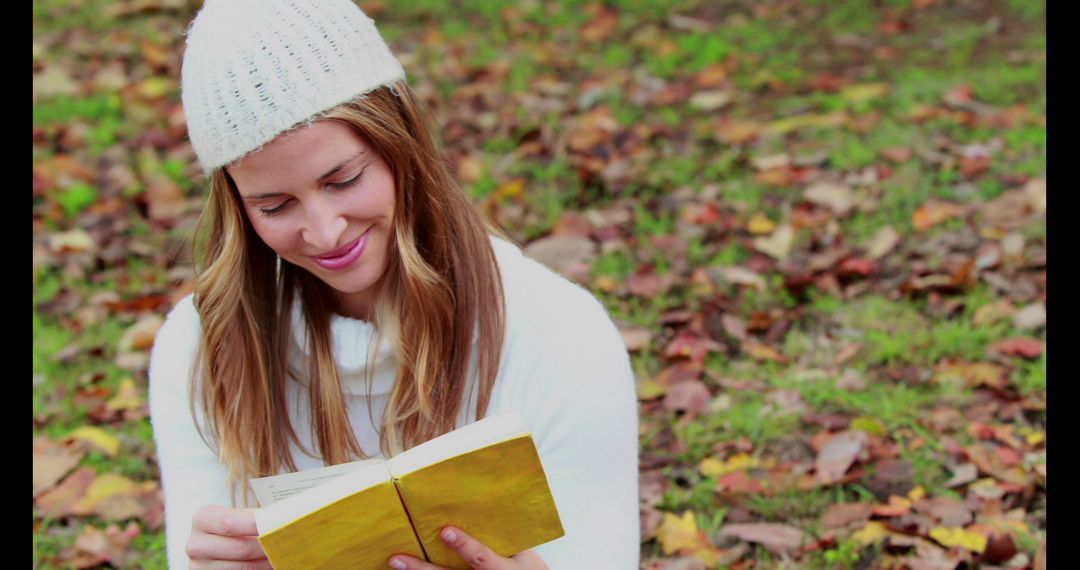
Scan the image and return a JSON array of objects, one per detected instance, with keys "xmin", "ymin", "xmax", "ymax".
[{"xmin": 240, "ymin": 153, "xmax": 364, "ymax": 201}]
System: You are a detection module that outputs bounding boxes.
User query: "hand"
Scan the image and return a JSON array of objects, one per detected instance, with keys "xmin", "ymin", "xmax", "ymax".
[
  {"xmin": 186, "ymin": 504, "xmax": 271, "ymax": 569},
  {"xmin": 388, "ymin": 527, "xmax": 549, "ymax": 570}
]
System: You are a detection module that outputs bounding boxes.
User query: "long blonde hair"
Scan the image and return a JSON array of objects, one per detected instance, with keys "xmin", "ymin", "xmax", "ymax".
[{"xmin": 189, "ymin": 81, "xmax": 509, "ymax": 506}]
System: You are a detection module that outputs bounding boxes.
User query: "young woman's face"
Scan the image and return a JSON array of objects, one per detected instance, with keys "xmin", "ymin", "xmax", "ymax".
[{"xmin": 227, "ymin": 120, "xmax": 396, "ymax": 320}]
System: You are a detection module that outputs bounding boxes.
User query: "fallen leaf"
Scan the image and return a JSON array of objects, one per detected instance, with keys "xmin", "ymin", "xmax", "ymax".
[
  {"xmin": 580, "ymin": 4, "xmax": 619, "ymax": 43},
  {"xmin": 105, "ymin": 378, "xmax": 145, "ymax": 413},
  {"xmin": 973, "ymin": 300, "xmax": 1015, "ymax": 326},
  {"xmin": 118, "ymin": 315, "xmax": 165, "ymax": 352},
  {"xmin": 1012, "ymin": 303, "xmax": 1046, "ymax": 331},
  {"xmin": 525, "ymin": 235, "xmax": 597, "ymax": 276},
  {"xmin": 804, "ymin": 182, "xmax": 854, "ymax": 216},
  {"xmin": 820, "ymin": 503, "xmax": 874, "ymax": 529},
  {"xmin": 929, "ymin": 526, "xmax": 988, "ymax": 553},
  {"xmin": 49, "ymin": 229, "xmax": 98, "ymax": 254},
  {"xmin": 715, "ymin": 266, "xmax": 767, "ymax": 291},
  {"xmin": 663, "ymin": 379, "xmax": 711, "ymax": 413},
  {"xmin": 743, "ymin": 342, "xmax": 788, "ymax": 363},
  {"xmin": 689, "ymin": 90, "xmax": 733, "ymax": 111},
  {"xmin": 719, "ymin": 523, "xmax": 809, "ymax": 554},
  {"xmin": 61, "ymin": 522, "xmax": 141, "ymax": 569},
  {"xmin": 65, "ymin": 426, "xmax": 120, "ymax": 457},
  {"xmin": 864, "ymin": 225, "xmax": 901, "ymax": 260},
  {"xmin": 699, "ymin": 453, "xmax": 760, "ymax": 477},
  {"xmin": 943, "ymin": 463, "xmax": 978, "ymax": 488},
  {"xmin": 656, "ymin": 511, "xmax": 704, "ymax": 555},
  {"xmin": 747, "ymin": 213, "xmax": 777, "ymax": 235},
  {"xmin": 840, "ymin": 82, "xmax": 889, "ymax": 103},
  {"xmin": 913, "ymin": 201, "xmax": 969, "ymax": 231},
  {"xmin": 33, "ymin": 437, "xmax": 86, "ymax": 498},
  {"xmin": 872, "ymin": 495, "xmax": 912, "ymax": 517},
  {"xmin": 35, "ymin": 467, "xmax": 96, "ymax": 518},
  {"xmin": 816, "ymin": 430, "xmax": 868, "ymax": 484},
  {"xmin": 916, "ymin": 496, "xmax": 973, "ymax": 527},
  {"xmin": 70, "ymin": 473, "xmax": 139, "ymax": 515},
  {"xmin": 852, "ymin": 521, "xmax": 890, "ymax": 545},
  {"xmin": 618, "ymin": 325, "xmax": 653, "ymax": 352},
  {"xmin": 752, "ymin": 224, "xmax": 795, "ymax": 260},
  {"xmin": 987, "ymin": 338, "xmax": 1043, "ymax": 359}
]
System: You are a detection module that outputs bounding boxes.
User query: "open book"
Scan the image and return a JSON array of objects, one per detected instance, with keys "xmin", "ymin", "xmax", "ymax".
[{"xmin": 250, "ymin": 410, "xmax": 565, "ymax": 570}]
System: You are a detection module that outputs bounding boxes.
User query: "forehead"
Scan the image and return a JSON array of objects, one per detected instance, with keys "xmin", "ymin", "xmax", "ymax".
[{"xmin": 226, "ymin": 120, "xmax": 371, "ymax": 191}]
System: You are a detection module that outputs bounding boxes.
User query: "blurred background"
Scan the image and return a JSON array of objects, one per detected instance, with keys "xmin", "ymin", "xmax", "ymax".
[{"xmin": 34, "ymin": 0, "xmax": 1045, "ymax": 568}]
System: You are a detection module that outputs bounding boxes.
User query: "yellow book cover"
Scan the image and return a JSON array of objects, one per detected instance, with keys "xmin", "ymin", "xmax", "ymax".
[{"xmin": 252, "ymin": 410, "xmax": 564, "ymax": 570}]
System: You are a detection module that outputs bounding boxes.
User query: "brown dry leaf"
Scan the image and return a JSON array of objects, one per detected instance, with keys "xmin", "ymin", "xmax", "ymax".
[
  {"xmin": 1012, "ymin": 303, "xmax": 1046, "ymax": 331},
  {"xmin": 640, "ymin": 504, "xmax": 663, "ymax": 540},
  {"xmin": 60, "ymin": 522, "xmax": 141, "ymax": 570},
  {"xmin": 719, "ymin": 523, "xmax": 809, "ymax": 554},
  {"xmin": 105, "ymin": 378, "xmax": 145, "ymax": 413},
  {"xmin": 580, "ymin": 4, "xmax": 619, "ymax": 43},
  {"xmin": 973, "ymin": 300, "xmax": 1015, "ymax": 326},
  {"xmin": 720, "ymin": 314, "xmax": 747, "ymax": 342},
  {"xmin": 715, "ymin": 120, "xmax": 762, "ymax": 144},
  {"xmin": 145, "ymin": 174, "xmax": 186, "ymax": 222},
  {"xmin": 715, "ymin": 266, "xmax": 766, "ymax": 291},
  {"xmin": 743, "ymin": 342, "xmax": 788, "ymax": 364},
  {"xmin": 457, "ymin": 154, "xmax": 485, "ymax": 184},
  {"xmin": 752, "ymin": 224, "xmax": 795, "ymax": 260},
  {"xmin": 820, "ymin": 502, "xmax": 874, "ymax": 529},
  {"xmin": 36, "ymin": 467, "xmax": 96, "ymax": 518},
  {"xmin": 33, "ymin": 437, "xmax": 86, "ymax": 498},
  {"xmin": 618, "ymin": 324, "xmax": 652, "ymax": 352},
  {"xmin": 524, "ymin": 235, "xmax": 597, "ymax": 277},
  {"xmin": 689, "ymin": 90, "xmax": 734, "ymax": 112},
  {"xmin": 50, "ymin": 229, "xmax": 98, "ymax": 255},
  {"xmin": 1024, "ymin": 178, "xmax": 1046, "ymax": 212},
  {"xmin": 626, "ymin": 272, "xmax": 663, "ymax": 297},
  {"xmin": 935, "ymin": 362, "xmax": 1007, "ymax": 390},
  {"xmin": 943, "ymin": 463, "xmax": 978, "ymax": 488},
  {"xmin": 803, "ymin": 182, "xmax": 855, "ymax": 216},
  {"xmin": 663, "ymin": 379, "xmax": 711, "ymax": 413},
  {"xmin": 815, "ymin": 430, "xmax": 868, "ymax": 484},
  {"xmin": 979, "ymin": 190, "xmax": 1034, "ymax": 231},
  {"xmin": 118, "ymin": 315, "xmax": 165, "ymax": 352},
  {"xmin": 913, "ymin": 201, "xmax": 970, "ymax": 231},
  {"xmin": 865, "ymin": 225, "xmax": 901, "ymax": 260},
  {"xmin": 916, "ymin": 496, "xmax": 974, "ymax": 527},
  {"xmin": 987, "ymin": 338, "xmax": 1043, "ymax": 359}
]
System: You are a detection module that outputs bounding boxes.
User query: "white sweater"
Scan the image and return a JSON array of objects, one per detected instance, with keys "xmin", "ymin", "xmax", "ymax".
[{"xmin": 148, "ymin": 236, "xmax": 640, "ymax": 569}]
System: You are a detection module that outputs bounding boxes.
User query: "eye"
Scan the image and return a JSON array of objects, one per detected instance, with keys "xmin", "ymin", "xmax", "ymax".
[
  {"xmin": 258, "ymin": 201, "xmax": 289, "ymax": 217},
  {"xmin": 330, "ymin": 168, "xmax": 365, "ymax": 189}
]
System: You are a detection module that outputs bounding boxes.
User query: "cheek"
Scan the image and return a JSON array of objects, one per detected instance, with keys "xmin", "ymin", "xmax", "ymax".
[{"xmin": 247, "ymin": 217, "xmax": 297, "ymax": 255}]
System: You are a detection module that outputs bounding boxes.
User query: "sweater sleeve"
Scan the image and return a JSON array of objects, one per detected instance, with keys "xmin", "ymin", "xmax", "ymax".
[
  {"xmin": 514, "ymin": 290, "xmax": 641, "ymax": 569},
  {"xmin": 148, "ymin": 294, "xmax": 236, "ymax": 570}
]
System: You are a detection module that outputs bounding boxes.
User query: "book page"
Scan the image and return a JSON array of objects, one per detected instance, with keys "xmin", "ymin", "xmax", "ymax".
[
  {"xmin": 389, "ymin": 409, "xmax": 528, "ymax": 478},
  {"xmin": 250, "ymin": 458, "xmax": 384, "ymax": 507}
]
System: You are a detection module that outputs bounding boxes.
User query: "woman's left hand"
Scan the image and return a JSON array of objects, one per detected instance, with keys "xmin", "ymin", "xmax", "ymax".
[{"xmin": 387, "ymin": 526, "xmax": 549, "ymax": 570}]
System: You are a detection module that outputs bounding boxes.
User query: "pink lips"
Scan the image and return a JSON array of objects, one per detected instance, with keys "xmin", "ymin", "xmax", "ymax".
[{"xmin": 313, "ymin": 228, "xmax": 370, "ymax": 270}]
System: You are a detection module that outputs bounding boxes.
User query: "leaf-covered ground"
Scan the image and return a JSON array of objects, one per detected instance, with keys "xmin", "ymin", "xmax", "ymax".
[{"xmin": 33, "ymin": 0, "xmax": 1045, "ymax": 568}]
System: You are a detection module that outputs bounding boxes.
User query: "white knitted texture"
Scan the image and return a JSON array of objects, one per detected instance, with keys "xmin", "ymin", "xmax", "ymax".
[{"xmin": 180, "ymin": 0, "xmax": 406, "ymax": 175}]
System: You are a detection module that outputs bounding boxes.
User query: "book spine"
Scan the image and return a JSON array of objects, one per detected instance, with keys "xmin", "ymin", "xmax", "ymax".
[{"xmin": 392, "ymin": 476, "xmax": 430, "ymax": 563}]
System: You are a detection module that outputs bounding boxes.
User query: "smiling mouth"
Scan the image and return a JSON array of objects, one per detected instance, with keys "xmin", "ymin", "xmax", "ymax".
[{"xmin": 314, "ymin": 228, "xmax": 370, "ymax": 259}]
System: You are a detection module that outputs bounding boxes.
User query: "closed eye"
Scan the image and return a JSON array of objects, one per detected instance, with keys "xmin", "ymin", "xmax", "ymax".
[{"xmin": 257, "ymin": 168, "xmax": 366, "ymax": 217}]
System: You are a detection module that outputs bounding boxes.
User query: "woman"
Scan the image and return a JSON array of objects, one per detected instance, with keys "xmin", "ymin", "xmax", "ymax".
[{"xmin": 149, "ymin": 0, "xmax": 639, "ymax": 568}]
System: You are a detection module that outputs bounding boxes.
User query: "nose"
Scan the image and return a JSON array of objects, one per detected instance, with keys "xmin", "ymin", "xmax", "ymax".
[{"xmin": 300, "ymin": 197, "xmax": 348, "ymax": 254}]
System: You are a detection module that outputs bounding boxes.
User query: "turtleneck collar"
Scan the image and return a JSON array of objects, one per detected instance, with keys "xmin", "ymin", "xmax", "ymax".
[{"xmin": 288, "ymin": 297, "xmax": 399, "ymax": 396}]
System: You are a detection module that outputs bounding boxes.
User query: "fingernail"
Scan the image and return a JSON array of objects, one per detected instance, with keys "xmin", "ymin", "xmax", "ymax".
[
  {"xmin": 441, "ymin": 528, "xmax": 457, "ymax": 543},
  {"xmin": 389, "ymin": 558, "xmax": 406, "ymax": 570}
]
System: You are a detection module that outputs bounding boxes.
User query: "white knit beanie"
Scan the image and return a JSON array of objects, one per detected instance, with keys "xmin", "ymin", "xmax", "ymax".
[{"xmin": 180, "ymin": 0, "xmax": 406, "ymax": 176}]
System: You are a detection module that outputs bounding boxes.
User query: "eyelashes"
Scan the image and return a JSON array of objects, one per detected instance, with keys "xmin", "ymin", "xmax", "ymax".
[{"xmin": 256, "ymin": 169, "xmax": 366, "ymax": 217}]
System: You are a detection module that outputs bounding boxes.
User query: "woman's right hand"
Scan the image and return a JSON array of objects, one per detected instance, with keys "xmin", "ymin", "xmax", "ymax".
[{"xmin": 187, "ymin": 505, "xmax": 272, "ymax": 569}]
